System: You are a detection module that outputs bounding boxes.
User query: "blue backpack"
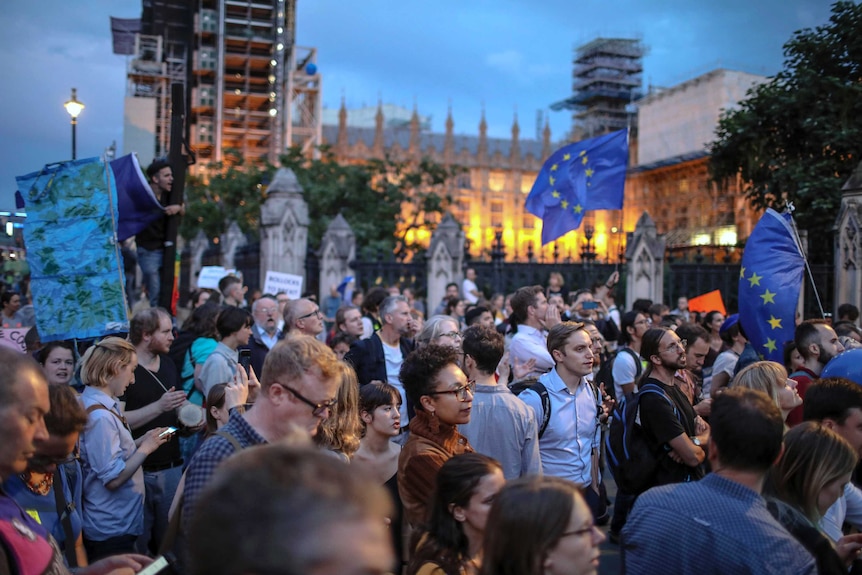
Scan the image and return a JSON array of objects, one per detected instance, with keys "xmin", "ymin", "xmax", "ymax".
[{"xmin": 605, "ymin": 382, "xmax": 680, "ymax": 494}]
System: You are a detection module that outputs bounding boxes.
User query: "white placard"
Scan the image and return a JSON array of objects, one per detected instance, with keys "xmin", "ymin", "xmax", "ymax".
[
  {"xmin": 264, "ymin": 271, "xmax": 303, "ymax": 299},
  {"xmin": 198, "ymin": 266, "xmax": 238, "ymax": 289}
]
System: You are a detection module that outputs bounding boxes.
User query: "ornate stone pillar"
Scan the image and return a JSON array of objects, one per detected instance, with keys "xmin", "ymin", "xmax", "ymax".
[
  {"xmin": 259, "ymin": 168, "xmax": 309, "ymax": 290},
  {"xmin": 220, "ymin": 221, "xmax": 247, "ymax": 271},
  {"xmin": 625, "ymin": 211, "xmax": 665, "ymax": 307},
  {"xmin": 834, "ymin": 161, "xmax": 862, "ymax": 315},
  {"xmin": 319, "ymin": 213, "xmax": 356, "ymax": 303},
  {"xmin": 427, "ymin": 214, "xmax": 465, "ymax": 314},
  {"xmin": 189, "ymin": 230, "xmax": 209, "ymax": 290}
]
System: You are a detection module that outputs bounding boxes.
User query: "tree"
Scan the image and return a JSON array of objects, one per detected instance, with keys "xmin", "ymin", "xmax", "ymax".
[
  {"xmin": 181, "ymin": 146, "xmax": 459, "ymax": 260},
  {"xmin": 180, "ymin": 149, "xmax": 269, "ymax": 241},
  {"xmin": 709, "ymin": 1, "xmax": 862, "ymax": 262}
]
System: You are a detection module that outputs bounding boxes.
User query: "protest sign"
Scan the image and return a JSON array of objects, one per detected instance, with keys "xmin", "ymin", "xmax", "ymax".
[{"xmin": 263, "ymin": 271, "xmax": 303, "ymax": 299}]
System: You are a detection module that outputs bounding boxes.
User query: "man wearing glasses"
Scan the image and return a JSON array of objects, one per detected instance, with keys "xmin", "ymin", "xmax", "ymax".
[
  {"xmin": 180, "ymin": 335, "xmax": 341, "ymax": 564},
  {"xmin": 611, "ymin": 310, "xmax": 650, "ymax": 399},
  {"xmin": 283, "ymin": 298, "xmax": 325, "ymax": 338}
]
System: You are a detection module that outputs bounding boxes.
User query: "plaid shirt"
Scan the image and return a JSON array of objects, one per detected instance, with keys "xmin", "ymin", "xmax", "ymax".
[{"xmin": 180, "ymin": 409, "xmax": 266, "ymax": 534}]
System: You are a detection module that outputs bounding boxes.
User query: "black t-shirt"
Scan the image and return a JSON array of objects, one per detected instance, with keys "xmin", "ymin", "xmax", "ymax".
[
  {"xmin": 135, "ymin": 190, "xmax": 169, "ymax": 250},
  {"xmin": 638, "ymin": 376, "xmax": 703, "ymax": 486},
  {"xmin": 122, "ymin": 354, "xmax": 181, "ymax": 466}
]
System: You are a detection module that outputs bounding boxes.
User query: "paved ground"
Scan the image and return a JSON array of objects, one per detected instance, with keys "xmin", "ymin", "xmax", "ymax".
[{"xmin": 598, "ymin": 477, "xmax": 622, "ymax": 574}]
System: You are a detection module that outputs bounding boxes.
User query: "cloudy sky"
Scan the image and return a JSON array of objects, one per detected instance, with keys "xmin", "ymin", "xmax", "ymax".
[{"xmin": 0, "ymin": 0, "xmax": 834, "ymax": 209}]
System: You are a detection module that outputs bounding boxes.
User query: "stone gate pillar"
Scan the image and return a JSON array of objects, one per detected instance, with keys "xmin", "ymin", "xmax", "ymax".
[
  {"xmin": 427, "ymin": 214, "xmax": 464, "ymax": 313},
  {"xmin": 220, "ymin": 221, "xmax": 247, "ymax": 271},
  {"xmin": 259, "ymin": 168, "xmax": 309, "ymax": 290},
  {"xmin": 625, "ymin": 211, "xmax": 665, "ymax": 307},
  {"xmin": 189, "ymin": 230, "xmax": 209, "ymax": 290},
  {"xmin": 834, "ymin": 161, "xmax": 862, "ymax": 316},
  {"xmin": 319, "ymin": 213, "xmax": 356, "ymax": 303}
]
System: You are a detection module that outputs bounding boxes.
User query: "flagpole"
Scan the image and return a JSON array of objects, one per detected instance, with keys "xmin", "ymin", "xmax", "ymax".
[{"xmin": 784, "ymin": 201, "xmax": 826, "ymax": 318}]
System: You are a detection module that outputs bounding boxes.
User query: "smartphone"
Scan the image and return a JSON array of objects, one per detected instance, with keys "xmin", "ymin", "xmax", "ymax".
[
  {"xmin": 137, "ymin": 556, "xmax": 170, "ymax": 575},
  {"xmin": 583, "ymin": 301, "xmax": 599, "ymax": 310},
  {"xmin": 239, "ymin": 349, "xmax": 252, "ymax": 373},
  {"xmin": 158, "ymin": 427, "xmax": 178, "ymax": 438}
]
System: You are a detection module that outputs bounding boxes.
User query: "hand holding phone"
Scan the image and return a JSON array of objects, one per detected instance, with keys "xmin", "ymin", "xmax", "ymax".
[
  {"xmin": 158, "ymin": 427, "xmax": 178, "ymax": 439},
  {"xmin": 239, "ymin": 349, "xmax": 252, "ymax": 373}
]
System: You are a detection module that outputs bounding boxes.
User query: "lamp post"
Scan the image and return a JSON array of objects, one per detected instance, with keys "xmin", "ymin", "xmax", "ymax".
[{"xmin": 63, "ymin": 88, "xmax": 85, "ymax": 160}]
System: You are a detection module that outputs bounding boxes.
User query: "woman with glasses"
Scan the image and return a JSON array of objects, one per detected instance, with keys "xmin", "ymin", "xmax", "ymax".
[
  {"xmin": 4, "ymin": 384, "xmax": 89, "ymax": 567},
  {"xmin": 399, "ymin": 345, "xmax": 475, "ymax": 530},
  {"xmin": 479, "ymin": 476, "xmax": 605, "ymax": 575},
  {"xmin": 408, "ymin": 453, "xmax": 505, "ymax": 575},
  {"xmin": 416, "ymin": 315, "xmax": 463, "ymax": 349}
]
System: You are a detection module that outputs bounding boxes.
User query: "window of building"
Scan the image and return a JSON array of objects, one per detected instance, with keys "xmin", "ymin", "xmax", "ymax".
[
  {"xmin": 521, "ymin": 176, "xmax": 535, "ymax": 194},
  {"xmin": 523, "ymin": 215, "xmax": 535, "ymax": 229},
  {"xmin": 488, "ymin": 171, "xmax": 506, "ymax": 192}
]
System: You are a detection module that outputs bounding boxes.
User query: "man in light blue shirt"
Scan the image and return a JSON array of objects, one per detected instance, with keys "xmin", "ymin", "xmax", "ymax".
[
  {"xmin": 458, "ymin": 325, "xmax": 541, "ymax": 479},
  {"xmin": 520, "ymin": 322, "xmax": 605, "ymax": 519}
]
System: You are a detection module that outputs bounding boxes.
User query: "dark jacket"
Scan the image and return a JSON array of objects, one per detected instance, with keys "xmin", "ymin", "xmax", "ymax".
[
  {"xmin": 238, "ymin": 325, "xmax": 283, "ymax": 379},
  {"xmin": 344, "ymin": 332, "xmax": 415, "ymax": 386}
]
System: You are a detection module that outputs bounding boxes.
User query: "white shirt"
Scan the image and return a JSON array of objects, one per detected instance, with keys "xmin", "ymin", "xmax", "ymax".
[
  {"xmin": 611, "ymin": 347, "xmax": 641, "ymax": 399},
  {"xmin": 821, "ymin": 482, "xmax": 862, "ymax": 543},
  {"xmin": 462, "ymin": 278, "xmax": 479, "ymax": 304},
  {"xmin": 510, "ymin": 324, "xmax": 554, "ymax": 377},
  {"xmin": 382, "ymin": 340, "xmax": 407, "ymax": 423}
]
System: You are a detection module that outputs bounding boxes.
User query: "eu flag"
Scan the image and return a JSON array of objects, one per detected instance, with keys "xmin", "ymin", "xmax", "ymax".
[
  {"xmin": 738, "ymin": 209, "xmax": 804, "ymax": 363},
  {"xmin": 525, "ymin": 129, "xmax": 628, "ymax": 245},
  {"xmin": 110, "ymin": 154, "xmax": 164, "ymax": 242}
]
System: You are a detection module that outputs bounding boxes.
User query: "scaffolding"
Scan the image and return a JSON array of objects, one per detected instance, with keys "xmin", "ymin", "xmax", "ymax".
[
  {"xmin": 551, "ymin": 38, "xmax": 645, "ymax": 138},
  {"xmin": 285, "ymin": 45, "xmax": 322, "ymax": 158},
  {"xmin": 126, "ymin": 34, "xmax": 171, "ymax": 159}
]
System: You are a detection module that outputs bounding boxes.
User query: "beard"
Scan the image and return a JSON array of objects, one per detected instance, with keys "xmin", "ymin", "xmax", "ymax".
[
  {"xmin": 661, "ymin": 354, "xmax": 686, "ymax": 372},
  {"xmin": 818, "ymin": 345, "xmax": 838, "ymax": 366}
]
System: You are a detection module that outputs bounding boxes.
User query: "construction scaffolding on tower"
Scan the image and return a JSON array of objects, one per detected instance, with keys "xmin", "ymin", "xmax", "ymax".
[{"xmin": 551, "ymin": 37, "xmax": 645, "ymax": 139}]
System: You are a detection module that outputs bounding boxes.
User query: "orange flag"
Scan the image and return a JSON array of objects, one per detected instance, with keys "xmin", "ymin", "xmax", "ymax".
[{"xmin": 687, "ymin": 290, "xmax": 726, "ymax": 316}]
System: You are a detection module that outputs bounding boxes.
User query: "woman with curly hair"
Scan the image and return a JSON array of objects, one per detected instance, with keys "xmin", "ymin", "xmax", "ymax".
[{"xmin": 314, "ymin": 362, "xmax": 362, "ymax": 461}]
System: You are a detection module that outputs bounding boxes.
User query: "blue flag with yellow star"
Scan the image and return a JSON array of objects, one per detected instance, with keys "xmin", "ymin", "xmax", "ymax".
[
  {"xmin": 525, "ymin": 128, "xmax": 628, "ymax": 244},
  {"xmin": 738, "ymin": 209, "xmax": 804, "ymax": 363}
]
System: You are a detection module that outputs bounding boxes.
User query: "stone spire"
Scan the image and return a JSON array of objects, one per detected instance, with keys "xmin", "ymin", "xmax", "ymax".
[
  {"xmin": 409, "ymin": 102, "xmax": 420, "ymax": 159},
  {"xmin": 542, "ymin": 116, "xmax": 552, "ymax": 160},
  {"xmin": 510, "ymin": 111, "xmax": 521, "ymax": 167},
  {"xmin": 336, "ymin": 94, "xmax": 348, "ymax": 153},
  {"xmin": 478, "ymin": 105, "xmax": 488, "ymax": 164},
  {"xmin": 372, "ymin": 98, "xmax": 385, "ymax": 157},
  {"xmin": 443, "ymin": 102, "xmax": 454, "ymax": 165}
]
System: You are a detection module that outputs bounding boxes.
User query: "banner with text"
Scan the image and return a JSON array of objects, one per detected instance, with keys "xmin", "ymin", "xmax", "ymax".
[{"xmin": 264, "ymin": 271, "xmax": 303, "ymax": 299}]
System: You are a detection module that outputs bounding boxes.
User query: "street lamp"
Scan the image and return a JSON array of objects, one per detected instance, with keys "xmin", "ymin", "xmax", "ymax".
[{"xmin": 63, "ymin": 88, "xmax": 85, "ymax": 160}]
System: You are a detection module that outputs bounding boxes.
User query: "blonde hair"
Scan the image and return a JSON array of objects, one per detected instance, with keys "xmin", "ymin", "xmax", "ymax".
[
  {"xmin": 79, "ymin": 337, "xmax": 136, "ymax": 389},
  {"xmin": 315, "ymin": 362, "xmax": 362, "ymax": 458},
  {"xmin": 260, "ymin": 335, "xmax": 341, "ymax": 392},
  {"xmin": 731, "ymin": 361, "xmax": 784, "ymax": 410},
  {"xmin": 767, "ymin": 421, "xmax": 858, "ymax": 522}
]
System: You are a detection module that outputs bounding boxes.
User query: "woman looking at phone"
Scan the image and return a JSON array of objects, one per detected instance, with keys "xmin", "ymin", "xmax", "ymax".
[{"xmin": 78, "ymin": 337, "xmax": 172, "ymax": 560}]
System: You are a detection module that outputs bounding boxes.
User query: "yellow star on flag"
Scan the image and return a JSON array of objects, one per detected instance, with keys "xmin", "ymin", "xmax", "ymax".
[
  {"xmin": 551, "ymin": 164, "xmax": 558, "ymax": 171},
  {"xmin": 582, "ymin": 156, "xmax": 589, "ymax": 165},
  {"xmin": 563, "ymin": 153, "xmax": 571, "ymax": 161},
  {"xmin": 551, "ymin": 191, "xmax": 560, "ymax": 198},
  {"xmin": 580, "ymin": 150, "xmax": 586, "ymax": 156},
  {"xmin": 549, "ymin": 176, "xmax": 555, "ymax": 186},
  {"xmin": 561, "ymin": 200, "xmax": 569, "ymax": 209},
  {"xmin": 740, "ymin": 266, "xmax": 746, "ymax": 279},
  {"xmin": 748, "ymin": 272, "xmax": 762, "ymax": 287},
  {"xmin": 760, "ymin": 289, "xmax": 776, "ymax": 304},
  {"xmin": 573, "ymin": 204, "xmax": 583, "ymax": 214},
  {"xmin": 585, "ymin": 168, "xmax": 595, "ymax": 177},
  {"xmin": 763, "ymin": 338, "xmax": 777, "ymax": 353},
  {"xmin": 767, "ymin": 315, "xmax": 782, "ymax": 330}
]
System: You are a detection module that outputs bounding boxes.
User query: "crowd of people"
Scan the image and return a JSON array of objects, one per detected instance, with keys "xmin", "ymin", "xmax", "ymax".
[{"xmin": 6, "ymin": 255, "xmax": 862, "ymax": 575}]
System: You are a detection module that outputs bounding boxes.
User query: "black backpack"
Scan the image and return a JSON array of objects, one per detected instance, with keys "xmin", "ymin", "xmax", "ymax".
[
  {"xmin": 605, "ymin": 382, "xmax": 680, "ymax": 494},
  {"xmin": 595, "ymin": 347, "xmax": 642, "ymax": 401}
]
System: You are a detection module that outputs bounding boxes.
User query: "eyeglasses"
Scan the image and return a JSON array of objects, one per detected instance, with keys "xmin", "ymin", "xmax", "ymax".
[
  {"xmin": 661, "ymin": 339, "xmax": 687, "ymax": 353},
  {"xmin": 298, "ymin": 308, "xmax": 322, "ymax": 320},
  {"xmin": 256, "ymin": 307, "xmax": 277, "ymax": 315},
  {"xmin": 634, "ymin": 318, "xmax": 652, "ymax": 326},
  {"xmin": 426, "ymin": 381, "xmax": 475, "ymax": 401},
  {"xmin": 439, "ymin": 331, "xmax": 462, "ymax": 341},
  {"xmin": 277, "ymin": 383, "xmax": 337, "ymax": 417}
]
